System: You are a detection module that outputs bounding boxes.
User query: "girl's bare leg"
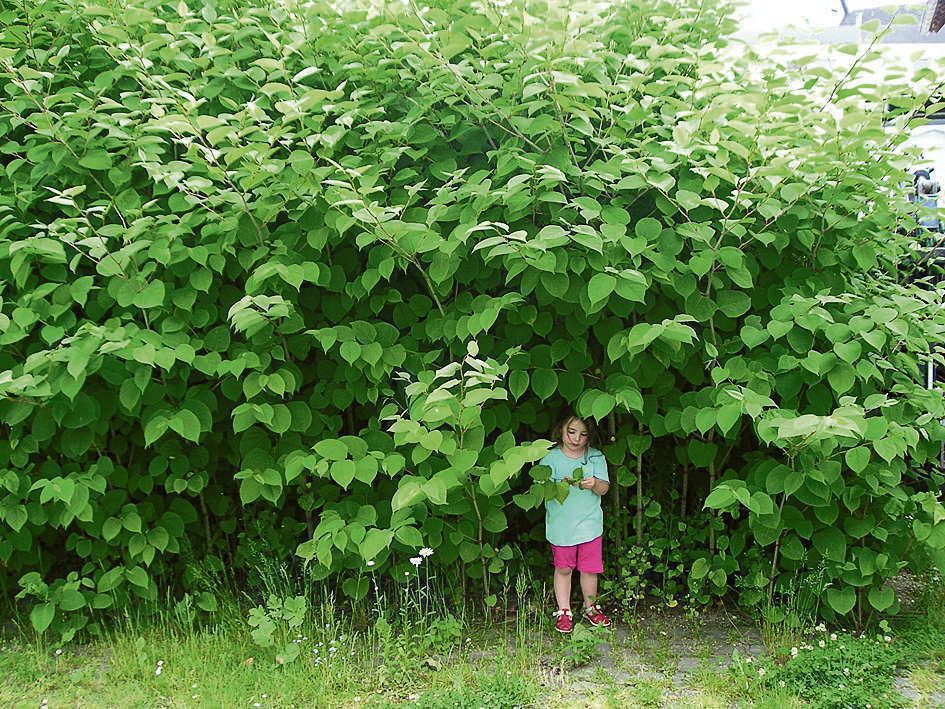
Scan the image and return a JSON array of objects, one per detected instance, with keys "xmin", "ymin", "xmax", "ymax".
[
  {"xmin": 554, "ymin": 567, "xmax": 573, "ymax": 609},
  {"xmin": 580, "ymin": 571, "xmax": 598, "ymax": 608}
]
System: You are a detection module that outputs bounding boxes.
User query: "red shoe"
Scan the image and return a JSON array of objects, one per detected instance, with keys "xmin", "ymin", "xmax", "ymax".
[
  {"xmin": 584, "ymin": 604, "xmax": 611, "ymax": 627},
  {"xmin": 554, "ymin": 609, "xmax": 574, "ymax": 634}
]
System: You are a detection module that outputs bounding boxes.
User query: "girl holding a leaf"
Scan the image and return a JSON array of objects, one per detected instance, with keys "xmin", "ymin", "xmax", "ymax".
[{"xmin": 540, "ymin": 412, "xmax": 612, "ymax": 634}]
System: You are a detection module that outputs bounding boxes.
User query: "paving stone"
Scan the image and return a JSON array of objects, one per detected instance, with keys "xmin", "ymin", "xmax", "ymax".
[{"xmin": 894, "ymin": 674, "xmax": 922, "ymax": 702}]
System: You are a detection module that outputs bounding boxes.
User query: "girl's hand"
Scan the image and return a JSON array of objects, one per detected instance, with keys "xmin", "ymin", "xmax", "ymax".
[{"xmin": 579, "ymin": 477, "xmax": 597, "ymax": 490}]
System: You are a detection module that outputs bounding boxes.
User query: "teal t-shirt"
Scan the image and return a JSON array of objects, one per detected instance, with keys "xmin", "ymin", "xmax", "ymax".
[{"xmin": 541, "ymin": 447, "xmax": 609, "ymax": 547}]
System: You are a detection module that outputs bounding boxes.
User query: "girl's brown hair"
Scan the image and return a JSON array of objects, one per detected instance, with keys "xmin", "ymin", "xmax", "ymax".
[{"xmin": 550, "ymin": 411, "xmax": 598, "ymax": 448}]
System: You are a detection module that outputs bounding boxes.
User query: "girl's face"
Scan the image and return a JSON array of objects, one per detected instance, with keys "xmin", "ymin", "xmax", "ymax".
[{"xmin": 561, "ymin": 418, "xmax": 589, "ymax": 455}]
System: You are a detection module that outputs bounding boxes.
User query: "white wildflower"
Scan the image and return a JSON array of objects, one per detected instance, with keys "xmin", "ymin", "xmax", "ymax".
[
  {"xmin": 409, "ymin": 557, "xmax": 422, "ymax": 567},
  {"xmin": 54, "ymin": 648, "xmax": 63, "ymax": 656},
  {"xmin": 367, "ymin": 560, "xmax": 375, "ymax": 567},
  {"xmin": 843, "ymin": 668, "xmax": 850, "ymax": 676},
  {"xmin": 819, "ymin": 640, "xmax": 826, "ymax": 648},
  {"xmin": 419, "ymin": 547, "xmax": 434, "ymax": 557},
  {"xmin": 884, "ymin": 635, "xmax": 891, "ymax": 643},
  {"xmin": 745, "ymin": 657, "xmax": 753, "ymax": 664},
  {"xmin": 779, "ymin": 680, "xmax": 786, "ymax": 688},
  {"xmin": 791, "ymin": 647, "xmax": 798, "ymax": 657},
  {"xmin": 830, "ymin": 633, "xmax": 837, "ymax": 641},
  {"xmin": 758, "ymin": 667, "xmax": 766, "ymax": 678}
]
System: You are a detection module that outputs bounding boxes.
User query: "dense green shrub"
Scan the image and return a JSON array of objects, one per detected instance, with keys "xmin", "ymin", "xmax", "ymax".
[{"xmin": 2, "ymin": 0, "xmax": 945, "ymax": 638}]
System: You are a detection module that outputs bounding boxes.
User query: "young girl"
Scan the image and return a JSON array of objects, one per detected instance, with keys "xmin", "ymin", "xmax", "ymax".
[{"xmin": 541, "ymin": 412, "xmax": 612, "ymax": 633}]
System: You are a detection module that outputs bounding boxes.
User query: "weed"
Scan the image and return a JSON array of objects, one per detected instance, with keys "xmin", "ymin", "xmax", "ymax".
[
  {"xmin": 408, "ymin": 671, "xmax": 538, "ymax": 708},
  {"xmin": 557, "ymin": 623, "xmax": 609, "ymax": 669},
  {"xmin": 731, "ymin": 626, "xmax": 900, "ymax": 709}
]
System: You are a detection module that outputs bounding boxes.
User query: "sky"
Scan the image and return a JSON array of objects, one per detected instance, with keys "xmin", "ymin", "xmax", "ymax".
[{"xmin": 738, "ymin": 0, "xmax": 843, "ymax": 35}]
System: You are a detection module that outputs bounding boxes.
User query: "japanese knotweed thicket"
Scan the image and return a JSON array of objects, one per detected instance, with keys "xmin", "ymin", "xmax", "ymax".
[{"xmin": 2, "ymin": 0, "xmax": 945, "ymax": 638}]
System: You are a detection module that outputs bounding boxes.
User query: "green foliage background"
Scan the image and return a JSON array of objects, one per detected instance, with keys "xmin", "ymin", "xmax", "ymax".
[{"xmin": 2, "ymin": 0, "xmax": 945, "ymax": 637}]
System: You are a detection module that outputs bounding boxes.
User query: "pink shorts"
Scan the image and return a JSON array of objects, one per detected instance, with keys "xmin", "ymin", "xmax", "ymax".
[{"xmin": 551, "ymin": 535, "xmax": 603, "ymax": 574}]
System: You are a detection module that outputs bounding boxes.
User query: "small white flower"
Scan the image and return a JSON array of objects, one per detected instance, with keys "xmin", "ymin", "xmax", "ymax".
[
  {"xmin": 815, "ymin": 623, "xmax": 827, "ymax": 632},
  {"xmin": 839, "ymin": 683, "xmax": 845, "ymax": 690},
  {"xmin": 791, "ymin": 647, "xmax": 798, "ymax": 657},
  {"xmin": 419, "ymin": 547, "xmax": 434, "ymax": 557},
  {"xmin": 54, "ymin": 648, "xmax": 63, "ymax": 656},
  {"xmin": 758, "ymin": 667, "xmax": 766, "ymax": 678},
  {"xmin": 366, "ymin": 560, "xmax": 375, "ymax": 567},
  {"xmin": 157, "ymin": 660, "xmax": 164, "ymax": 666},
  {"xmin": 409, "ymin": 556, "xmax": 422, "ymax": 567},
  {"xmin": 155, "ymin": 667, "xmax": 162, "ymax": 676},
  {"xmin": 254, "ymin": 704, "xmax": 261, "ymax": 708},
  {"xmin": 261, "ymin": 694, "xmax": 267, "ymax": 699},
  {"xmin": 843, "ymin": 668, "xmax": 850, "ymax": 676},
  {"xmin": 819, "ymin": 640, "xmax": 826, "ymax": 648},
  {"xmin": 884, "ymin": 635, "xmax": 891, "ymax": 643},
  {"xmin": 324, "ymin": 623, "xmax": 330, "ymax": 629},
  {"xmin": 404, "ymin": 571, "xmax": 409, "ymax": 576},
  {"xmin": 745, "ymin": 657, "xmax": 753, "ymax": 664},
  {"xmin": 191, "ymin": 684, "xmax": 197, "ymax": 689},
  {"xmin": 830, "ymin": 633, "xmax": 837, "ymax": 641},
  {"xmin": 779, "ymin": 680, "xmax": 786, "ymax": 688}
]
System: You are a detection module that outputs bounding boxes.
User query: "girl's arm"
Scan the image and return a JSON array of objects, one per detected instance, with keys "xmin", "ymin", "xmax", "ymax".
[{"xmin": 591, "ymin": 478, "xmax": 609, "ymax": 496}]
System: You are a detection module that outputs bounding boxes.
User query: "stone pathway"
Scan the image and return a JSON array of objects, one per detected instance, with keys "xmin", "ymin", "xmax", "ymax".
[{"xmin": 522, "ymin": 607, "xmax": 944, "ymax": 707}]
